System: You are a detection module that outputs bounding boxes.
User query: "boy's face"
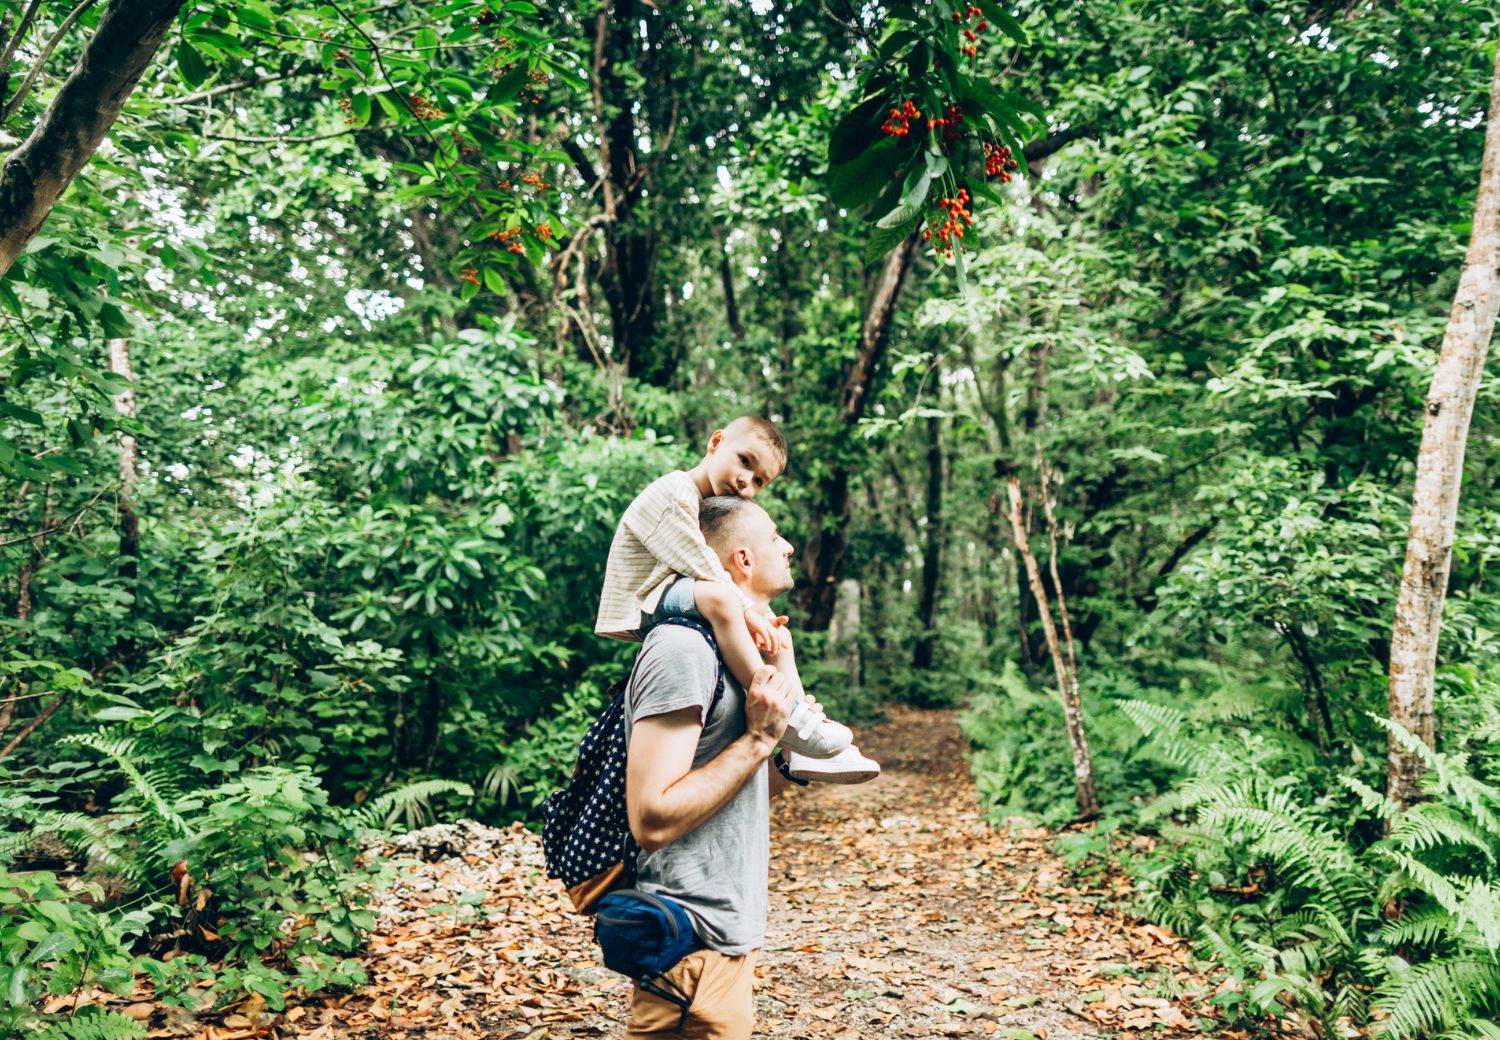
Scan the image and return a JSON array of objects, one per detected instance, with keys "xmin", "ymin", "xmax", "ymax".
[{"xmin": 704, "ymin": 429, "xmax": 782, "ymax": 499}]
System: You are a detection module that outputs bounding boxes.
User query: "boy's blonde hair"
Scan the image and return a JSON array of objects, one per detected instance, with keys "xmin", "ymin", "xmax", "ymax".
[{"xmin": 722, "ymin": 416, "xmax": 787, "ymax": 470}]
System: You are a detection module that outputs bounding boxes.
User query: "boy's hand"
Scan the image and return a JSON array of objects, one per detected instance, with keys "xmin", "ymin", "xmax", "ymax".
[
  {"xmin": 770, "ymin": 615, "xmax": 793, "ymax": 654},
  {"xmin": 744, "ymin": 610, "xmax": 780, "ymax": 654}
]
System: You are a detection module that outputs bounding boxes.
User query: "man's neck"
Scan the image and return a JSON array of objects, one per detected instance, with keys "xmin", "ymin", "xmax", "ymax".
[{"xmin": 728, "ymin": 576, "xmax": 771, "ymax": 614}]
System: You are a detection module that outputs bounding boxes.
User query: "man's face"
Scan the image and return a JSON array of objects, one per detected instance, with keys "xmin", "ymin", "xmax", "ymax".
[
  {"xmin": 730, "ymin": 503, "xmax": 795, "ymax": 601},
  {"xmin": 704, "ymin": 430, "xmax": 782, "ymax": 499}
]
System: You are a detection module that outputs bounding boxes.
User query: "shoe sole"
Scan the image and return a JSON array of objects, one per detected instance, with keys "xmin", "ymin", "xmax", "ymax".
[{"xmin": 788, "ymin": 766, "xmax": 881, "ymax": 785}]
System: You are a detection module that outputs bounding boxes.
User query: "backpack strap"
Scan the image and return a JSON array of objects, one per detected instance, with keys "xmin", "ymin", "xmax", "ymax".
[{"xmin": 647, "ymin": 615, "xmax": 727, "ymax": 723}]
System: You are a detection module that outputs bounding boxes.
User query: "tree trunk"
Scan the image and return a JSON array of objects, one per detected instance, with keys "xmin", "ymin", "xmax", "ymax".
[
  {"xmin": 913, "ymin": 415, "xmax": 944, "ymax": 670},
  {"xmin": 108, "ymin": 337, "xmax": 139, "ymax": 584},
  {"xmin": 592, "ymin": 0, "xmax": 670, "ymax": 386},
  {"xmin": 799, "ymin": 233, "xmax": 920, "ymax": 629},
  {"xmin": 0, "ymin": 0, "xmax": 186, "ymax": 277},
  {"xmin": 1385, "ymin": 46, "xmax": 1500, "ymax": 811},
  {"xmin": 824, "ymin": 578, "xmax": 862, "ymax": 685},
  {"xmin": 1006, "ymin": 476, "xmax": 1099, "ymax": 818}
]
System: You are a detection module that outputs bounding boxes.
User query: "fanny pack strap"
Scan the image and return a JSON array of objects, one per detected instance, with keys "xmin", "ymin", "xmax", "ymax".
[{"xmin": 640, "ymin": 970, "xmax": 694, "ymax": 1031}]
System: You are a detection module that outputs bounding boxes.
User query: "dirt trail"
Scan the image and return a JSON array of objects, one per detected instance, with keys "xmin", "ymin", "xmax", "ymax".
[{"xmin": 286, "ymin": 708, "xmax": 1215, "ymax": 1039}]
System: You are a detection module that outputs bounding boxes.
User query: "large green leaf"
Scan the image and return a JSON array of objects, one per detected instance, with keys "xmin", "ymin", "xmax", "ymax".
[
  {"xmin": 828, "ymin": 139, "xmax": 906, "ymax": 210},
  {"xmin": 973, "ymin": 0, "xmax": 1029, "ymax": 45},
  {"xmin": 828, "ymin": 94, "xmax": 890, "ymax": 166},
  {"xmin": 864, "ymin": 215, "xmax": 920, "ymax": 267}
]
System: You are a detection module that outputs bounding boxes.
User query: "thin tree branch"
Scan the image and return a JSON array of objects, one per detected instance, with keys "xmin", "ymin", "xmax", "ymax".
[
  {"xmin": 0, "ymin": 483, "xmax": 112, "ymax": 550},
  {"xmin": 0, "ymin": 692, "xmax": 64, "ymax": 758},
  {"xmin": 175, "ymin": 67, "xmax": 317, "ymax": 106},
  {"xmin": 1023, "ymin": 124, "xmax": 1094, "ymax": 164},
  {"xmin": 201, "ymin": 126, "xmax": 367, "ymax": 144},
  {"xmin": 0, "ymin": 0, "xmax": 101, "ymax": 123},
  {"xmin": 0, "ymin": 1, "xmax": 43, "ymax": 82}
]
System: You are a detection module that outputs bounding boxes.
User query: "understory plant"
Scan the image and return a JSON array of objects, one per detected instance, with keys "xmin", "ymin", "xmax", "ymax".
[
  {"xmin": 1120, "ymin": 676, "xmax": 1500, "ymax": 1040},
  {"xmin": 1, "ymin": 704, "xmax": 470, "ymax": 1033}
]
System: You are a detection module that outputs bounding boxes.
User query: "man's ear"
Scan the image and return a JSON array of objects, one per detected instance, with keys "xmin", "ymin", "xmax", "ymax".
[{"xmin": 726, "ymin": 545, "xmax": 751, "ymax": 576}]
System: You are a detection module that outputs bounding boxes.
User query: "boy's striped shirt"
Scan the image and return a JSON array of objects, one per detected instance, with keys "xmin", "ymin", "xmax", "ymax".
[{"xmin": 596, "ymin": 470, "xmax": 756, "ymax": 641}]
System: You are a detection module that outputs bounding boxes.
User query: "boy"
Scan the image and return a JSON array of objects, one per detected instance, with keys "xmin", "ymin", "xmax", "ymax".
[{"xmin": 596, "ymin": 417, "xmax": 879, "ymax": 783}]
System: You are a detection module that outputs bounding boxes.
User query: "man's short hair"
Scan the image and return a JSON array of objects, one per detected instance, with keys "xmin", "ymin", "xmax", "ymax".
[
  {"xmin": 700, "ymin": 495, "xmax": 759, "ymax": 555},
  {"xmin": 723, "ymin": 416, "xmax": 787, "ymax": 471}
]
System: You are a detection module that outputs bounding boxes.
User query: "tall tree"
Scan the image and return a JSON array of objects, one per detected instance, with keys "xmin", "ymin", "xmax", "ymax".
[
  {"xmin": 1385, "ymin": 47, "xmax": 1500, "ymax": 810},
  {"xmin": 0, "ymin": 0, "xmax": 185, "ymax": 276},
  {"xmin": 799, "ymin": 232, "xmax": 920, "ymax": 629},
  {"xmin": 913, "ymin": 413, "xmax": 944, "ymax": 670}
]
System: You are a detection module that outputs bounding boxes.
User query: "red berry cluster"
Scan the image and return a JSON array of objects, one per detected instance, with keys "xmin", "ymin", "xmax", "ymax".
[
  {"xmin": 406, "ymin": 92, "xmax": 442, "ymax": 121},
  {"xmin": 521, "ymin": 69, "xmax": 550, "ymax": 106},
  {"xmin": 520, "ymin": 170, "xmax": 552, "ymax": 190},
  {"xmin": 489, "ymin": 228, "xmax": 525, "ymax": 254},
  {"xmin": 985, "ymin": 143, "xmax": 1019, "ymax": 181},
  {"xmin": 951, "ymin": 5, "xmax": 989, "ymax": 58},
  {"xmin": 488, "ymin": 222, "xmax": 553, "ymax": 254},
  {"xmin": 921, "ymin": 188, "xmax": 972, "ymax": 258},
  {"xmin": 337, "ymin": 96, "xmax": 356, "ymax": 125},
  {"xmin": 460, "ymin": 267, "xmax": 481, "ymax": 285},
  {"xmin": 881, "ymin": 100, "xmax": 922, "ymax": 137},
  {"xmin": 926, "ymin": 102, "xmax": 965, "ymax": 147}
]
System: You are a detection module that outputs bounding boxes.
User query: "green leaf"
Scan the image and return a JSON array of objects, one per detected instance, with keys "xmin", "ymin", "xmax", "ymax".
[
  {"xmin": 864, "ymin": 214, "xmax": 920, "ymax": 267},
  {"xmin": 828, "ymin": 138, "xmax": 904, "ymax": 210},
  {"xmin": 176, "ymin": 43, "xmax": 210, "ymax": 89},
  {"xmin": 878, "ymin": 28, "xmax": 921, "ymax": 58},
  {"xmin": 907, "ymin": 42, "xmax": 930, "ymax": 78},
  {"xmin": 0, "ymin": 401, "xmax": 44, "ymax": 427},
  {"xmin": 974, "ymin": 0, "xmax": 1028, "ymax": 44},
  {"xmin": 351, "ymin": 93, "xmax": 372, "ymax": 126},
  {"xmin": 25, "ymin": 931, "xmax": 76, "ymax": 965},
  {"xmin": 490, "ymin": 63, "xmax": 528, "ymax": 104},
  {"xmin": 415, "ymin": 28, "xmax": 440, "ymax": 52},
  {"xmin": 828, "ymin": 94, "xmax": 890, "ymax": 166},
  {"xmin": 484, "ymin": 266, "xmax": 505, "ymax": 294},
  {"xmin": 8, "ymin": 965, "xmax": 28, "ymax": 1006}
]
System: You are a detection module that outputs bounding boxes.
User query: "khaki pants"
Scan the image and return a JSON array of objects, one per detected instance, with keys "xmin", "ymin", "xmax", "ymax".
[{"xmin": 626, "ymin": 948, "xmax": 756, "ymax": 1039}]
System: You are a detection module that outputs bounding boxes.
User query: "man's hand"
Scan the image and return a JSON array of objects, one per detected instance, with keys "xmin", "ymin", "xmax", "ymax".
[{"xmin": 744, "ymin": 664, "xmax": 793, "ymax": 752}]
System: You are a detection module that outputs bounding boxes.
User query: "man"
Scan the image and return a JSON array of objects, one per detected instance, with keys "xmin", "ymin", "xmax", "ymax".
[{"xmin": 622, "ymin": 494, "xmax": 809, "ymax": 1038}]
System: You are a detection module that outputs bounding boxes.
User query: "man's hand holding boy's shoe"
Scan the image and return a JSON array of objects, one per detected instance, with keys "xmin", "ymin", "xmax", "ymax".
[{"xmin": 744, "ymin": 664, "xmax": 794, "ymax": 756}]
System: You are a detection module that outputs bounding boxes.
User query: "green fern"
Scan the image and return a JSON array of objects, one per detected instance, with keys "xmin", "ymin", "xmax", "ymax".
[
  {"xmin": 1373, "ymin": 956, "xmax": 1500, "ymax": 1040},
  {"xmin": 353, "ymin": 778, "xmax": 474, "ymax": 831},
  {"xmin": 34, "ymin": 1006, "xmax": 145, "ymax": 1040}
]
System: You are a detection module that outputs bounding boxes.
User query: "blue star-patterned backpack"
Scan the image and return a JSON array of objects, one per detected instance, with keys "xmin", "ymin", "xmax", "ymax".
[{"xmin": 542, "ymin": 616, "xmax": 724, "ymax": 914}]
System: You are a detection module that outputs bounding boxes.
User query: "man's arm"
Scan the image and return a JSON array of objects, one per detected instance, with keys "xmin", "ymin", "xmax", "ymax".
[{"xmin": 627, "ymin": 664, "xmax": 792, "ymax": 852}]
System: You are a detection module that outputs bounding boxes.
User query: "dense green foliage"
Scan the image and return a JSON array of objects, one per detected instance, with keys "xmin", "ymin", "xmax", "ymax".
[{"xmin": 2, "ymin": 0, "xmax": 1499, "ymax": 1035}]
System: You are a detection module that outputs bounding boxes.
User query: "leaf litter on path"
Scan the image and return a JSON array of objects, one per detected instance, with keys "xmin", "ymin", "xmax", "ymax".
[{"xmin": 120, "ymin": 708, "xmax": 1236, "ymax": 1039}]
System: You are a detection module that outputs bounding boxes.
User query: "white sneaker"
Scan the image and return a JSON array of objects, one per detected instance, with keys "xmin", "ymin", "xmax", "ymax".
[
  {"xmin": 785, "ymin": 746, "xmax": 881, "ymax": 785},
  {"xmin": 778, "ymin": 699, "xmax": 853, "ymax": 758}
]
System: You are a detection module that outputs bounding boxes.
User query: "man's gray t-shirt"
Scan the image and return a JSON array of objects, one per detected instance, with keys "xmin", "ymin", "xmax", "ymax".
[{"xmin": 623, "ymin": 623, "xmax": 769, "ymax": 955}]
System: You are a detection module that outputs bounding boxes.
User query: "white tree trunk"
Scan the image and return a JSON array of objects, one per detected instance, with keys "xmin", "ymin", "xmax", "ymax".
[
  {"xmin": 1386, "ymin": 46, "xmax": 1500, "ymax": 810},
  {"xmin": 824, "ymin": 578, "xmax": 862, "ymax": 685},
  {"xmin": 1006, "ymin": 477, "xmax": 1099, "ymax": 817}
]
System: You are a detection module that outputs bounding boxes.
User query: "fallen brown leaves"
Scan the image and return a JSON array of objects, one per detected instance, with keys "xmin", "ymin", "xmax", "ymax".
[{"xmin": 71, "ymin": 707, "xmax": 1244, "ymax": 1039}]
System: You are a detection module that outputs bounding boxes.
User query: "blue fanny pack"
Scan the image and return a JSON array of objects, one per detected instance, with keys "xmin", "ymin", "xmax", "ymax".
[{"xmin": 595, "ymin": 889, "xmax": 704, "ymax": 1026}]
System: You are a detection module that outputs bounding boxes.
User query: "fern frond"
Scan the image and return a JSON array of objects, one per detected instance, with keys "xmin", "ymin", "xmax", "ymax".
[
  {"xmin": 61, "ymin": 733, "xmax": 187, "ymax": 838},
  {"xmin": 1382, "ymin": 905, "xmax": 1467, "ymax": 949},
  {"xmin": 1386, "ymin": 804, "xmax": 1498, "ymax": 865},
  {"xmin": 354, "ymin": 779, "xmax": 474, "ymax": 831},
  {"xmin": 1373, "ymin": 956, "xmax": 1500, "ymax": 1040}
]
